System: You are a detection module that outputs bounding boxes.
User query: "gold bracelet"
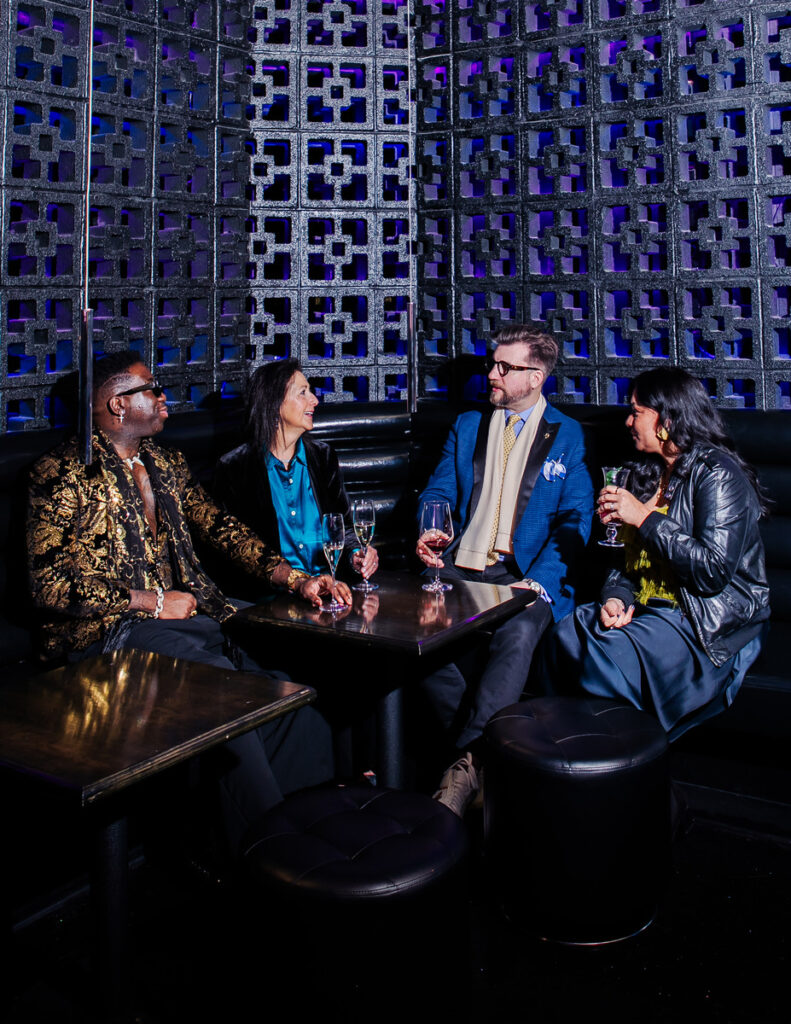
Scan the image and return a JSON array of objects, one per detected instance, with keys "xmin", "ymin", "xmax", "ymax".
[{"xmin": 285, "ymin": 567, "xmax": 310, "ymax": 592}]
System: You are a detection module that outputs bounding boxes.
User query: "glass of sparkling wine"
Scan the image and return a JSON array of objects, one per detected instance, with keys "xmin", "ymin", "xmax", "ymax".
[
  {"xmin": 598, "ymin": 466, "xmax": 628, "ymax": 548},
  {"xmin": 321, "ymin": 512, "xmax": 346, "ymax": 611},
  {"xmin": 420, "ymin": 500, "xmax": 454, "ymax": 593},
  {"xmin": 352, "ymin": 499, "xmax": 378, "ymax": 593}
]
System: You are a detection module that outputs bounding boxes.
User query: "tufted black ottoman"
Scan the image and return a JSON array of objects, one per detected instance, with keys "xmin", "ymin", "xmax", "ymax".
[
  {"xmin": 484, "ymin": 697, "xmax": 671, "ymax": 945},
  {"xmin": 241, "ymin": 784, "xmax": 469, "ymax": 998},
  {"xmin": 242, "ymin": 783, "xmax": 467, "ymax": 902}
]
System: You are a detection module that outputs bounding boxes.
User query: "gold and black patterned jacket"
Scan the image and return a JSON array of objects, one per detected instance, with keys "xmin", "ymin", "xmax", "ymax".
[{"xmin": 27, "ymin": 430, "xmax": 287, "ymax": 660}]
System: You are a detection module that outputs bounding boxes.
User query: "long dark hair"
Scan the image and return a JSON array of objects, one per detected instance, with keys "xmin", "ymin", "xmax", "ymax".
[
  {"xmin": 246, "ymin": 358, "xmax": 303, "ymax": 453},
  {"xmin": 626, "ymin": 367, "xmax": 767, "ymax": 514}
]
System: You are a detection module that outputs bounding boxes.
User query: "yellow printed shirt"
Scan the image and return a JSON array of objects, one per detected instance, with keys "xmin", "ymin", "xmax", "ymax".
[{"xmin": 622, "ymin": 506, "xmax": 679, "ymax": 606}]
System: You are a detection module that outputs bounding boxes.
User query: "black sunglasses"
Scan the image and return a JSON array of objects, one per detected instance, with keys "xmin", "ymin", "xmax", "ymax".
[
  {"xmin": 114, "ymin": 381, "xmax": 165, "ymax": 398},
  {"xmin": 486, "ymin": 357, "xmax": 543, "ymax": 377},
  {"xmin": 106, "ymin": 380, "xmax": 165, "ymax": 418}
]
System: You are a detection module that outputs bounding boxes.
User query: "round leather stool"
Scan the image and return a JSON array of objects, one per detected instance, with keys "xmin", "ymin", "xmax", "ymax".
[
  {"xmin": 242, "ymin": 784, "xmax": 468, "ymax": 902},
  {"xmin": 241, "ymin": 785, "xmax": 469, "ymax": 1002},
  {"xmin": 484, "ymin": 697, "xmax": 671, "ymax": 945}
]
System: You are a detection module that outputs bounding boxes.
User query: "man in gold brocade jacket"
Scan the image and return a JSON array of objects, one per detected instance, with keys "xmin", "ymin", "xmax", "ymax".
[{"xmin": 27, "ymin": 351, "xmax": 347, "ymax": 851}]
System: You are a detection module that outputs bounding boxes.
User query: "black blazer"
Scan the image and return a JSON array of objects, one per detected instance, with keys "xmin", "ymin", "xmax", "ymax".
[{"xmin": 213, "ymin": 437, "xmax": 355, "ymax": 564}]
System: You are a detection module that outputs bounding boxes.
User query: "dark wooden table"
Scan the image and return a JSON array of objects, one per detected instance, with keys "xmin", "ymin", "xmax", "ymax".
[
  {"xmin": 0, "ymin": 648, "xmax": 316, "ymax": 1011},
  {"xmin": 226, "ymin": 570, "xmax": 535, "ymax": 787}
]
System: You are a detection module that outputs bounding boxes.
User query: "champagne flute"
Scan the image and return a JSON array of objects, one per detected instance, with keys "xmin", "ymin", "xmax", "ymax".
[
  {"xmin": 598, "ymin": 466, "xmax": 629, "ymax": 548},
  {"xmin": 321, "ymin": 512, "xmax": 346, "ymax": 611},
  {"xmin": 352, "ymin": 498, "xmax": 378, "ymax": 593},
  {"xmin": 420, "ymin": 500, "xmax": 454, "ymax": 593}
]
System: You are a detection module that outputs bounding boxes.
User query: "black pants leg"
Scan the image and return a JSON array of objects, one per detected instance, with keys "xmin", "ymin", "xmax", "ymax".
[
  {"xmin": 121, "ymin": 616, "xmax": 334, "ymax": 852},
  {"xmin": 420, "ymin": 563, "xmax": 553, "ymax": 749}
]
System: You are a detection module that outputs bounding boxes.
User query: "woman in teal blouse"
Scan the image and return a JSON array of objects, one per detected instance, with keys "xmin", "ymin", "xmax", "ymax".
[{"xmin": 214, "ymin": 360, "xmax": 378, "ymax": 585}]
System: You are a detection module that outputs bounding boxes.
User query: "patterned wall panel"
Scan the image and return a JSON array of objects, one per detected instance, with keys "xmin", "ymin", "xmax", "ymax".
[
  {"xmin": 415, "ymin": 0, "xmax": 791, "ymax": 409},
  {"xmin": 245, "ymin": 0, "xmax": 412, "ymax": 404},
  {"xmin": 1, "ymin": 0, "xmax": 413, "ymax": 431},
  {"xmin": 4, "ymin": 1, "xmax": 791, "ymax": 431}
]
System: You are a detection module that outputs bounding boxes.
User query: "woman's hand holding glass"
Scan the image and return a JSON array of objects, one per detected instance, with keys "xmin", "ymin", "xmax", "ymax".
[
  {"xmin": 598, "ymin": 482, "xmax": 653, "ymax": 532},
  {"xmin": 351, "ymin": 499, "xmax": 379, "ymax": 593},
  {"xmin": 351, "ymin": 546, "xmax": 378, "ymax": 577}
]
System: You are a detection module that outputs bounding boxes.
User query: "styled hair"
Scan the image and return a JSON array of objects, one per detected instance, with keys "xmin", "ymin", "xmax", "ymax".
[
  {"xmin": 93, "ymin": 350, "xmax": 143, "ymax": 395},
  {"xmin": 246, "ymin": 358, "xmax": 303, "ymax": 452},
  {"xmin": 626, "ymin": 367, "xmax": 766, "ymax": 513},
  {"xmin": 492, "ymin": 323, "xmax": 559, "ymax": 376}
]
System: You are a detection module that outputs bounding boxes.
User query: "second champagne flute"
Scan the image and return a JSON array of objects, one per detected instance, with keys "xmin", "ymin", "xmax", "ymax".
[
  {"xmin": 321, "ymin": 512, "xmax": 346, "ymax": 611},
  {"xmin": 420, "ymin": 500, "xmax": 454, "ymax": 593},
  {"xmin": 352, "ymin": 498, "xmax": 378, "ymax": 593}
]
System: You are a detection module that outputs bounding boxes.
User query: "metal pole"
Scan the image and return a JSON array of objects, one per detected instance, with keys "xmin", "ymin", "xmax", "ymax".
[
  {"xmin": 407, "ymin": 0, "xmax": 418, "ymax": 415},
  {"xmin": 79, "ymin": 0, "xmax": 96, "ymax": 464}
]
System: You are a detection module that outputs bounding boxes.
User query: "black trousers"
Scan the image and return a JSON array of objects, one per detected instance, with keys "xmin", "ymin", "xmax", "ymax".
[
  {"xmin": 420, "ymin": 561, "xmax": 553, "ymax": 750},
  {"xmin": 115, "ymin": 614, "xmax": 334, "ymax": 853}
]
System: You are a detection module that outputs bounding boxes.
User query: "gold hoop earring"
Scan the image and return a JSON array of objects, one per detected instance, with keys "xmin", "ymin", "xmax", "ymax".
[{"xmin": 656, "ymin": 425, "xmax": 669, "ymax": 442}]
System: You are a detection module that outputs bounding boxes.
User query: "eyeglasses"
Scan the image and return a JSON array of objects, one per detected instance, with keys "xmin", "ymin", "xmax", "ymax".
[
  {"xmin": 106, "ymin": 380, "xmax": 165, "ymax": 418},
  {"xmin": 114, "ymin": 381, "xmax": 165, "ymax": 398},
  {"xmin": 486, "ymin": 357, "xmax": 543, "ymax": 377}
]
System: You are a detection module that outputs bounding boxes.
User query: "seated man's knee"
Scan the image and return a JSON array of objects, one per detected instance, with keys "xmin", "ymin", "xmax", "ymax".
[{"xmin": 493, "ymin": 601, "xmax": 551, "ymax": 648}]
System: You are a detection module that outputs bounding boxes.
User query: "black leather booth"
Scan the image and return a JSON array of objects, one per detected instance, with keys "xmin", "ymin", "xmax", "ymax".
[
  {"xmin": 2, "ymin": 397, "xmax": 790, "ymax": 729},
  {"xmin": 2, "ymin": 395, "xmax": 789, "ymax": 921}
]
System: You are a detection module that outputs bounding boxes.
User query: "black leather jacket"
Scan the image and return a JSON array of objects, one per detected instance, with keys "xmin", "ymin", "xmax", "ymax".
[{"xmin": 602, "ymin": 445, "xmax": 770, "ymax": 667}]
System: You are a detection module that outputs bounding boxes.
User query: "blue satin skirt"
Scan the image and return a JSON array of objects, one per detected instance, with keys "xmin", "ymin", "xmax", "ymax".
[{"xmin": 545, "ymin": 602, "xmax": 761, "ymax": 741}]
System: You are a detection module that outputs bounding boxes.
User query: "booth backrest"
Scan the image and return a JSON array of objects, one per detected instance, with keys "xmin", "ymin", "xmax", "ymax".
[
  {"xmin": 2, "ymin": 399, "xmax": 789, "ymax": 706},
  {"xmin": 0, "ymin": 427, "xmax": 69, "ymax": 668}
]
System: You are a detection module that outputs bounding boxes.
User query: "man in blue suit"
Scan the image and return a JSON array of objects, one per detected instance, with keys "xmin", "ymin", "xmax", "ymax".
[{"xmin": 417, "ymin": 324, "xmax": 593, "ymax": 814}]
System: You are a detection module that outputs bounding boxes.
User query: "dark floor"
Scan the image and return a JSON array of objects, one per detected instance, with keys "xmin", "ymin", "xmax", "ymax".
[{"xmin": 4, "ymin": 761, "xmax": 791, "ymax": 1024}]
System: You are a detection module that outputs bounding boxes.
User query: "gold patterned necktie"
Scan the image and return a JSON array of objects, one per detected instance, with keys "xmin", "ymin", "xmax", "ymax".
[{"xmin": 486, "ymin": 413, "xmax": 521, "ymax": 566}]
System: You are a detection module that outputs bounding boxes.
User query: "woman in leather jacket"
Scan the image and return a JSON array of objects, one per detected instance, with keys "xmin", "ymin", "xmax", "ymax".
[
  {"xmin": 545, "ymin": 367, "xmax": 769, "ymax": 740},
  {"xmin": 214, "ymin": 360, "xmax": 377, "ymax": 596}
]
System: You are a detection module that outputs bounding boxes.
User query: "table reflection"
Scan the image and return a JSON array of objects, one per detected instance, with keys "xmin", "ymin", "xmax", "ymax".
[
  {"xmin": 55, "ymin": 650, "xmax": 190, "ymax": 748},
  {"xmin": 228, "ymin": 571, "xmax": 531, "ymax": 655},
  {"xmin": 418, "ymin": 592, "xmax": 452, "ymax": 629}
]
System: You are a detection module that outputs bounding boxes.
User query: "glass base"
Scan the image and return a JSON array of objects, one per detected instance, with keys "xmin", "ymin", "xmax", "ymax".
[
  {"xmin": 422, "ymin": 579, "xmax": 453, "ymax": 593},
  {"xmin": 353, "ymin": 580, "xmax": 379, "ymax": 592},
  {"xmin": 598, "ymin": 539, "xmax": 625, "ymax": 548},
  {"xmin": 322, "ymin": 598, "xmax": 347, "ymax": 612}
]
